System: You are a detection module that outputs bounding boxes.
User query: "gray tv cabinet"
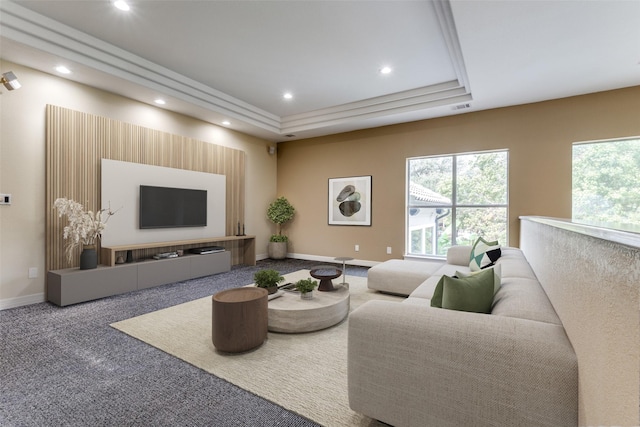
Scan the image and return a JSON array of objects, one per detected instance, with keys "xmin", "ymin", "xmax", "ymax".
[{"xmin": 47, "ymin": 250, "xmax": 231, "ymax": 306}]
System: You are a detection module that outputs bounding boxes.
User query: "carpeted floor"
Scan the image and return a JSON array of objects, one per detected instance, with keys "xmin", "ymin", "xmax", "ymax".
[
  {"xmin": 0, "ymin": 259, "xmax": 370, "ymax": 427},
  {"xmin": 111, "ymin": 270, "xmax": 402, "ymax": 427}
]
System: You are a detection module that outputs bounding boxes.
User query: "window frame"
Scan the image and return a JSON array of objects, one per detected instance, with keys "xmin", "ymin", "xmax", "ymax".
[{"xmin": 406, "ymin": 149, "xmax": 509, "ymax": 258}]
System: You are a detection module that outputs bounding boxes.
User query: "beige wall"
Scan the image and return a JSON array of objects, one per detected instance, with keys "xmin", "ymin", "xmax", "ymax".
[
  {"xmin": 0, "ymin": 61, "xmax": 276, "ymax": 307},
  {"xmin": 2, "ymin": 57, "xmax": 639, "ymax": 306},
  {"xmin": 277, "ymin": 86, "xmax": 640, "ymax": 262}
]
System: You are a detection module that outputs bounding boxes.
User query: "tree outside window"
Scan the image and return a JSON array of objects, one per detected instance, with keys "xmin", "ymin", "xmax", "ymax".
[
  {"xmin": 407, "ymin": 150, "xmax": 508, "ymax": 257},
  {"xmin": 572, "ymin": 138, "xmax": 640, "ymax": 228}
]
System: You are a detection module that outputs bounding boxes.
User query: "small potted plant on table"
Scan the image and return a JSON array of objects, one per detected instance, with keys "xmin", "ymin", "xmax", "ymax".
[
  {"xmin": 254, "ymin": 269, "xmax": 284, "ymax": 294},
  {"xmin": 295, "ymin": 278, "xmax": 317, "ymax": 300}
]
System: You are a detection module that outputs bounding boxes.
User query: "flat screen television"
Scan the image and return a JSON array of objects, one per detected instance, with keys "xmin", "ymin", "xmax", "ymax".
[{"xmin": 139, "ymin": 185, "xmax": 207, "ymax": 229}]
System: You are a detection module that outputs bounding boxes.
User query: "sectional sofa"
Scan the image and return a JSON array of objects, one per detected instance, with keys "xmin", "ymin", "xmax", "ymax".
[{"xmin": 348, "ymin": 245, "xmax": 578, "ymax": 426}]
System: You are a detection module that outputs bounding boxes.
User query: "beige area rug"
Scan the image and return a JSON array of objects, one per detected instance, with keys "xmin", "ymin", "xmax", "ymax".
[{"xmin": 111, "ymin": 270, "xmax": 402, "ymax": 427}]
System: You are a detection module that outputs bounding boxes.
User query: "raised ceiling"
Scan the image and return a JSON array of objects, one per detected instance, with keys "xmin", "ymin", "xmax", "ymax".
[{"xmin": 1, "ymin": 0, "xmax": 638, "ymax": 141}]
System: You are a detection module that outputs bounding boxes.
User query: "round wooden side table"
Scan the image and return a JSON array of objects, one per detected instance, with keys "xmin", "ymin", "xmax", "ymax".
[{"xmin": 212, "ymin": 287, "xmax": 268, "ymax": 353}]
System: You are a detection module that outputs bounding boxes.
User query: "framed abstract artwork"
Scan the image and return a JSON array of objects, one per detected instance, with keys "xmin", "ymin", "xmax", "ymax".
[{"xmin": 328, "ymin": 175, "xmax": 372, "ymax": 226}]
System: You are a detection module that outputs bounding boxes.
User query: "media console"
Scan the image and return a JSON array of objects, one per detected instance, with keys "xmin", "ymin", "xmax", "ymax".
[
  {"xmin": 101, "ymin": 235, "xmax": 256, "ymax": 267},
  {"xmin": 47, "ymin": 236, "xmax": 256, "ymax": 307},
  {"xmin": 48, "ymin": 250, "xmax": 231, "ymax": 306}
]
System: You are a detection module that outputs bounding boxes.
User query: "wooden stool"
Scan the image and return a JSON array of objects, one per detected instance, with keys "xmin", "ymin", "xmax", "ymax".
[{"xmin": 212, "ymin": 287, "xmax": 268, "ymax": 353}]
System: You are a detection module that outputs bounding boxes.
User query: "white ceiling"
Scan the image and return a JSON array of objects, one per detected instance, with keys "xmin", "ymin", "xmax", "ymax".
[{"xmin": 1, "ymin": 0, "xmax": 639, "ymax": 142}]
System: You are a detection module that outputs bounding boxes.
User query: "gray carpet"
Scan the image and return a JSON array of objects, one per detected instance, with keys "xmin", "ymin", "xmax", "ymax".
[{"xmin": 0, "ymin": 259, "xmax": 369, "ymax": 427}]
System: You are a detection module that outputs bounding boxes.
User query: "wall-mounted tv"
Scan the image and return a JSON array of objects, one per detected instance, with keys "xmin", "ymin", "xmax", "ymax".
[{"xmin": 139, "ymin": 185, "xmax": 207, "ymax": 229}]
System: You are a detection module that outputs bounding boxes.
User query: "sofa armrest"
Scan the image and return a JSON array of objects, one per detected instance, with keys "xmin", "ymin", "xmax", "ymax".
[
  {"xmin": 446, "ymin": 245, "xmax": 472, "ymax": 266},
  {"xmin": 348, "ymin": 300, "xmax": 577, "ymax": 427}
]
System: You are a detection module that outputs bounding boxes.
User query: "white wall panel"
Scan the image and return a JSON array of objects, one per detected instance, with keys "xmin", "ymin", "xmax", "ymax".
[{"xmin": 101, "ymin": 159, "xmax": 225, "ymax": 246}]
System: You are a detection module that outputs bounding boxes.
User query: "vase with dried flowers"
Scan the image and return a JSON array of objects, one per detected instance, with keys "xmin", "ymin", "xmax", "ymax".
[{"xmin": 53, "ymin": 198, "xmax": 117, "ymax": 269}]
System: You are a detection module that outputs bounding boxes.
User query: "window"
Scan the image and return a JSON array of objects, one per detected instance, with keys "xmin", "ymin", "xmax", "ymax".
[
  {"xmin": 407, "ymin": 150, "xmax": 508, "ymax": 257},
  {"xmin": 572, "ymin": 138, "xmax": 640, "ymax": 227}
]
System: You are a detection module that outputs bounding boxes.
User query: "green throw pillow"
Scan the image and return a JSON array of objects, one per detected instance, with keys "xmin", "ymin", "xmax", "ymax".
[
  {"xmin": 430, "ymin": 275, "xmax": 446, "ymax": 308},
  {"xmin": 456, "ymin": 263, "xmax": 502, "ymax": 296},
  {"xmin": 431, "ymin": 269, "xmax": 495, "ymax": 313},
  {"xmin": 469, "ymin": 237, "xmax": 502, "ymax": 271}
]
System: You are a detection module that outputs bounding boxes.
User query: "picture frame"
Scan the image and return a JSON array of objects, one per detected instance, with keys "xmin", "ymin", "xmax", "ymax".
[{"xmin": 328, "ymin": 175, "xmax": 372, "ymax": 226}]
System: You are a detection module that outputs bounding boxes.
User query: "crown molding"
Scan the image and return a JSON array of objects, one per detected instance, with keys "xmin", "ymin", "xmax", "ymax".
[
  {"xmin": 278, "ymin": 1, "xmax": 472, "ymax": 135},
  {"xmin": 0, "ymin": 1, "xmax": 281, "ymax": 132},
  {"xmin": 1, "ymin": 0, "xmax": 471, "ymax": 138},
  {"xmin": 281, "ymin": 81, "xmax": 471, "ymax": 134}
]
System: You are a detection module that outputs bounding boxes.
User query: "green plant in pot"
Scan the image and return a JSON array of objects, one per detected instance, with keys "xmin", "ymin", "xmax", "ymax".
[
  {"xmin": 254, "ymin": 269, "xmax": 284, "ymax": 294},
  {"xmin": 267, "ymin": 197, "xmax": 295, "ymax": 259},
  {"xmin": 295, "ymin": 278, "xmax": 317, "ymax": 300}
]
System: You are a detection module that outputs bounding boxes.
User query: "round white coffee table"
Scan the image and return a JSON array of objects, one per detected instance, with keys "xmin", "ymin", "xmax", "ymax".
[{"xmin": 268, "ymin": 285, "xmax": 350, "ymax": 333}]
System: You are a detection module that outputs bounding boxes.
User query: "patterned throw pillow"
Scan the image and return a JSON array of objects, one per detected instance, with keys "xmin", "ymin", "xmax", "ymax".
[{"xmin": 469, "ymin": 237, "xmax": 501, "ymax": 271}]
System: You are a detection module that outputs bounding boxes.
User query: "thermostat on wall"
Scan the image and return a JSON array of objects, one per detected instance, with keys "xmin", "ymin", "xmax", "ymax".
[{"xmin": 0, "ymin": 194, "xmax": 11, "ymax": 205}]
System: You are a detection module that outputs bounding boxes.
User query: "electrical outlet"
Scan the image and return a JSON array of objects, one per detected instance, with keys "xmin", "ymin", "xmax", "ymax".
[
  {"xmin": 355, "ymin": 244, "xmax": 359, "ymax": 252},
  {"xmin": 0, "ymin": 194, "xmax": 11, "ymax": 205},
  {"xmin": 28, "ymin": 267, "xmax": 38, "ymax": 278},
  {"xmin": 387, "ymin": 246, "xmax": 392, "ymax": 254}
]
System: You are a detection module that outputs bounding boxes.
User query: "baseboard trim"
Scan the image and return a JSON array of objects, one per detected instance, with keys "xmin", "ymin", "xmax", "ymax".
[
  {"xmin": 0, "ymin": 293, "xmax": 46, "ymax": 310},
  {"xmin": 286, "ymin": 253, "xmax": 379, "ymax": 268}
]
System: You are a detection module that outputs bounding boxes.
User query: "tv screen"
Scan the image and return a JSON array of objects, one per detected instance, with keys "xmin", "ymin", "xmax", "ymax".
[{"xmin": 139, "ymin": 185, "xmax": 207, "ymax": 229}]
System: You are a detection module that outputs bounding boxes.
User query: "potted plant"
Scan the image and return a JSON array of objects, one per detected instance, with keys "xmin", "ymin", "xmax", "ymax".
[
  {"xmin": 295, "ymin": 278, "xmax": 317, "ymax": 300},
  {"xmin": 253, "ymin": 269, "xmax": 284, "ymax": 294},
  {"xmin": 267, "ymin": 197, "xmax": 295, "ymax": 259}
]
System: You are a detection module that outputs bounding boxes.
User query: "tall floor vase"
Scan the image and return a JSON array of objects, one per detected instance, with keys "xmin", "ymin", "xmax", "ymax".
[{"xmin": 80, "ymin": 245, "xmax": 97, "ymax": 270}]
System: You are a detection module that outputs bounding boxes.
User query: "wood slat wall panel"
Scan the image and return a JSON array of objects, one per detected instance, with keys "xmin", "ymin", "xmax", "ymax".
[{"xmin": 45, "ymin": 105, "xmax": 246, "ymax": 272}]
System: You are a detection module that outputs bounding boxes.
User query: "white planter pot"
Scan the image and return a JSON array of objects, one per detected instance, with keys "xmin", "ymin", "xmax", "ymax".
[{"xmin": 268, "ymin": 241, "xmax": 287, "ymax": 259}]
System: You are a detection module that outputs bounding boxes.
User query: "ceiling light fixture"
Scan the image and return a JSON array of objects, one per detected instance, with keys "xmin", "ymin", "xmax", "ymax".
[
  {"xmin": 55, "ymin": 65, "xmax": 71, "ymax": 74},
  {"xmin": 380, "ymin": 66, "xmax": 392, "ymax": 75},
  {"xmin": 113, "ymin": 0, "xmax": 130, "ymax": 11},
  {"xmin": 222, "ymin": 121, "xmax": 231, "ymax": 126},
  {"xmin": 283, "ymin": 92, "xmax": 293, "ymax": 100},
  {"xmin": 1, "ymin": 71, "xmax": 21, "ymax": 90},
  {"xmin": 154, "ymin": 99, "xmax": 166, "ymax": 105}
]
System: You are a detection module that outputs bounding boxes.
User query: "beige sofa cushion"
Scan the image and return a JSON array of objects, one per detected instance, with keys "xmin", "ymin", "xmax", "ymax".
[
  {"xmin": 497, "ymin": 248, "xmax": 538, "ymax": 280},
  {"xmin": 367, "ymin": 258, "xmax": 444, "ymax": 296},
  {"xmin": 408, "ymin": 263, "xmax": 471, "ymax": 300},
  {"xmin": 446, "ymin": 245, "xmax": 472, "ymax": 266},
  {"xmin": 492, "ymin": 277, "xmax": 562, "ymax": 325}
]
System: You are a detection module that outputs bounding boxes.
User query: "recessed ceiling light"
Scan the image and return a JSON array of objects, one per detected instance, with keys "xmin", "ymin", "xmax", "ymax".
[
  {"xmin": 55, "ymin": 65, "xmax": 71, "ymax": 74},
  {"xmin": 113, "ymin": 0, "xmax": 130, "ymax": 11},
  {"xmin": 222, "ymin": 121, "xmax": 231, "ymax": 126},
  {"xmin": 154, "ymin": 99, "xmax": 166, "ymax": 105},
  {"xmin": 380, "ymin": 66, "xmax": 392, "ymax": 75},
  {"xmin": 283, "ymin": 92, "xmax": 293, "ymax": 100}
]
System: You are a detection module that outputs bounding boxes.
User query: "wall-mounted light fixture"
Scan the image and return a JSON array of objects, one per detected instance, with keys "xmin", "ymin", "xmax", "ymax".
[
  {"xmin": 267, "ymin": 145, "xmax": 277, "ymax": 155},
  {"xmin": 1, "ymin": 71, "xmax": 21, "ymax": 90}
]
